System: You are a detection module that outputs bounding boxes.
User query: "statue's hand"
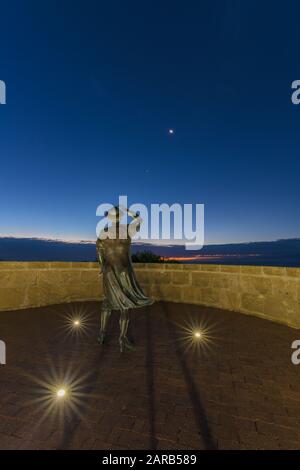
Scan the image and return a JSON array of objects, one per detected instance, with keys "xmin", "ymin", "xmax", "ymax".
[{"xmin": 127, "ymin": 209, "xmax": 140, "ymax": 219}]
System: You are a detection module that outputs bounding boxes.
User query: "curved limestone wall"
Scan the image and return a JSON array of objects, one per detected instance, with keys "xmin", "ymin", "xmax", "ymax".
[{"xmin": 0, "ymin": 262, "xmax": 299, "ymax": 328}]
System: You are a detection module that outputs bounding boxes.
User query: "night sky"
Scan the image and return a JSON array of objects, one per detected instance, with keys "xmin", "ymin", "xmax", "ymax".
[{"xmin": 0, "ymin": 1, "xmax": 300, "ymax": 245}]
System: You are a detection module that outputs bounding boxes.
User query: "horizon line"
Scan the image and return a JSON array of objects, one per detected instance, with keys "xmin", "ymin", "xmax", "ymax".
[{"xmin": 0, "ymin": 234, "xmax": 299, "ymax": 247}]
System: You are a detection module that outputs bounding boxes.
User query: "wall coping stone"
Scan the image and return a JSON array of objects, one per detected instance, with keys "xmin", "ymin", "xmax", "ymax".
[{"xmin": 0, "ymin": 261, "xmax": 299, "ymax": 277}]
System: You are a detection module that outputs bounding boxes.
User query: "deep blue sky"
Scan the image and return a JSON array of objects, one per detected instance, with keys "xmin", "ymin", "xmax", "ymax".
[{"xmin": 0, "ymin": 0, "xmax": 300, "ymax": 244}]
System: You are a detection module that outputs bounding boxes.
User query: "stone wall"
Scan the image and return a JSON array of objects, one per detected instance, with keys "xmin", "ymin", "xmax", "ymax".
[
  {"xmin": 0, "ymin": 262, "xmax": 102, "ymax": 311},
  {"xmin": 0, "ymin": 262, "xmax": 299, "ymax": 328},
  {"xmin": 134, "ymin": 264, "xmax": 300, "ymax": 328}
]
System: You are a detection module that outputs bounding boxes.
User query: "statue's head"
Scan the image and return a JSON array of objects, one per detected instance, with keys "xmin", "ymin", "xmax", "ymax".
[{"xmin": 106, "ymin": 205, "xmax": 125, "ymax": 224}]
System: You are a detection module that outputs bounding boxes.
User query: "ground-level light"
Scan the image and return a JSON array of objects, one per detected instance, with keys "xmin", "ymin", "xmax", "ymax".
[{"xmin": 56, "ymin": 388, "xmax": 67, "ymax": 399}]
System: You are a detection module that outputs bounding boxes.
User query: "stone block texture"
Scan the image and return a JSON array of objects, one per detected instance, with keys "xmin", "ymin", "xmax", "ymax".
[{"xmin": 0, "ymin": 262, "xmax": 299, "ymax": 328}]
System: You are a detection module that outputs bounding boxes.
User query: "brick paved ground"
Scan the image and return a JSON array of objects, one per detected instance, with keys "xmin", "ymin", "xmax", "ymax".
[{"xmin": 0, "ymin": 301, "xmax": 300, "ymax": 450}]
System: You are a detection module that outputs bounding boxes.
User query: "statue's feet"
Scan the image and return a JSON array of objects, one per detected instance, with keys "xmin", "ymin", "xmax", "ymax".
[
  {"xmin": 98, "ymin": 331, "xmax": 107, "ymax": 345},
  {"xmin": 119, "ymin": 336, "xmax": 135, "ymax": 353}
]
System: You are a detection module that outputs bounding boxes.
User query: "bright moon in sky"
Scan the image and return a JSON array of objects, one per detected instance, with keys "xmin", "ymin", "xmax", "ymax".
[{"xmin": 168, "ymin": 128, "xmax": 174, "ymax": 135}]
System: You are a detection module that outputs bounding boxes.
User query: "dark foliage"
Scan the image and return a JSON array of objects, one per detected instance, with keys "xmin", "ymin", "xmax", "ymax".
[{"xmin": 131, "ymin": 250, "xmax": 179, "ymax": 263}]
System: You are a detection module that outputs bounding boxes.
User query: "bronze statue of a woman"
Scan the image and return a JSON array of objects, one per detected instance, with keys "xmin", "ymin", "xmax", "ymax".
[{"xmin": 96, "ymin": 205, "xmax": 154, "ymax": 352}]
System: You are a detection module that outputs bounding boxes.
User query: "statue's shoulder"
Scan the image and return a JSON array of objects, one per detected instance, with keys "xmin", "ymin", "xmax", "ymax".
[{"xmin": 96, "ymin": 237, "xmax": 104, "ymax": 248}]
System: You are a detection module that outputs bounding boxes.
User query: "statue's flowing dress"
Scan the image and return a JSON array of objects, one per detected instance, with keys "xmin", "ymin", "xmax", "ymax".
[{"xmin": 96, "ymin": 225, "xmax": 154, "ymax": 311}]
